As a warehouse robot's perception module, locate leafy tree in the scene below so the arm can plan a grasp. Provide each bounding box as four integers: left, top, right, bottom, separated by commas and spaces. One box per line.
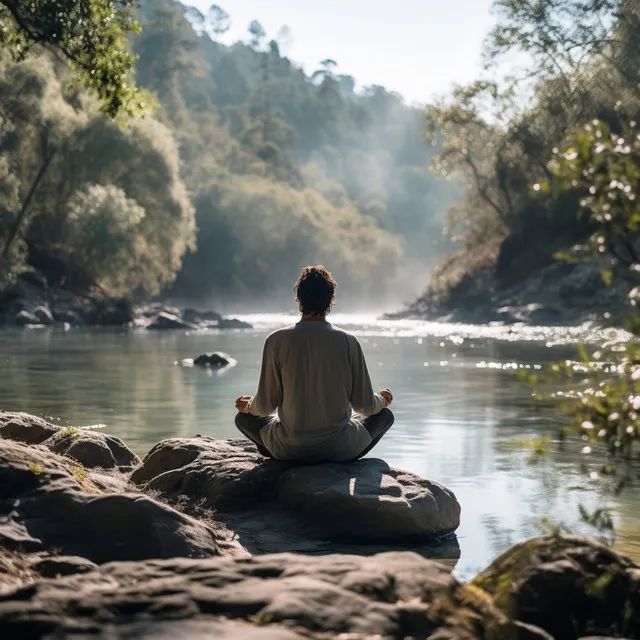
207, 4, 231, 37
61, 184, 146, 294
0, 0, 144, 117
248, 20, 266, 50
0, 52, 194, 297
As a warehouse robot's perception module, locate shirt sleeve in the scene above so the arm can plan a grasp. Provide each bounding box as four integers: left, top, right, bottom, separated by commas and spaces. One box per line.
349, 337, 385, 417
249, 339, 282, 417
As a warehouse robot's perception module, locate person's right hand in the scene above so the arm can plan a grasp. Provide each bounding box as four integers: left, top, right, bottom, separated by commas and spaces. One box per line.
380, 389, 393, 408
235, 396, 253, 414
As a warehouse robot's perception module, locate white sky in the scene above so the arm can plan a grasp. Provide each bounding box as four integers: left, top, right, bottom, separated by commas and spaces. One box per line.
187, 0, 497, 105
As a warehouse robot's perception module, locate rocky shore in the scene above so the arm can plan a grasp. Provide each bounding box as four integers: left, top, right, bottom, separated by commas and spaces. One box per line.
391, 261, 629, 327
0, 270, 252, 330
0, 411, 638, 639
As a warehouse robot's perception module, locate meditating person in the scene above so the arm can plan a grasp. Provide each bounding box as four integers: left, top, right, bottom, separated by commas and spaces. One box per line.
235, 265, 394, 463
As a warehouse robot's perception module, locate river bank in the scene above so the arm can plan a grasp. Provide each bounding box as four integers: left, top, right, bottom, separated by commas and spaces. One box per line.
0, 270, 252, 331
391, 260, 630, 327
1, 410, 639, 639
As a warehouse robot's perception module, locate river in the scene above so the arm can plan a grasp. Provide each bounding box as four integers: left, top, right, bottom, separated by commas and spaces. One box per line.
1, 313, 638, 579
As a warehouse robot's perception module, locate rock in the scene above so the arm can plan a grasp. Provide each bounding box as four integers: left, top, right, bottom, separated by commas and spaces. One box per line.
52, 308, 83, 325
45, 428, 140, 469
193, 352, 234, 368
183, 307, 223, 324
14, 309, 38, 326
132, 438, 460, 547
473, 534, 640, 640
277, 460, 461, 541
18, 269, 48, 293
31, 556, 98, 578
0, 551, 515, 639
0, 436, 220, 563
86, 298, 134, 326
131, 437, 285, 510
218, 317, 253, 329
32, 305, 54, 325
0, 412, 139, 470
0, 412, 60, 444
148, 311, 197, 330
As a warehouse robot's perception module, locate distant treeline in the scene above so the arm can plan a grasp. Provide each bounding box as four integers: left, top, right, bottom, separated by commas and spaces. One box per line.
0, 0, 458, 306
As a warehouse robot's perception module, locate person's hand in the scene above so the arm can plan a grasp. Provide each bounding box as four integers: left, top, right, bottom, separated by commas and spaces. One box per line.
235, 396, 253, 414
380, 389, 393, 408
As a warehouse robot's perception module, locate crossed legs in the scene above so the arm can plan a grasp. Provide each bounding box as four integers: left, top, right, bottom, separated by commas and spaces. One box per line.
234, 408, 395, 460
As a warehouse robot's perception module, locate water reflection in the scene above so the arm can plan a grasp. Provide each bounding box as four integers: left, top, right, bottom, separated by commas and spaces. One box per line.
0, 316, 637, 579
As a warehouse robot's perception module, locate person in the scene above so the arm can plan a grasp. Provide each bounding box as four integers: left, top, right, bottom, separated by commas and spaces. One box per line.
235, 265, 394, 463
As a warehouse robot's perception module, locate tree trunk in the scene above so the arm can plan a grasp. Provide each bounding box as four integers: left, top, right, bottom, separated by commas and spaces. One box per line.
1, 146, 57, 260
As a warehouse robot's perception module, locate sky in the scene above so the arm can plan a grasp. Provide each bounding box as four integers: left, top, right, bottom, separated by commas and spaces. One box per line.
188, 0, 497, 106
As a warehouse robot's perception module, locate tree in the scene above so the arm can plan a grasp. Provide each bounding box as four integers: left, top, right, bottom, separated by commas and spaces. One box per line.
0, 0, 144, 117
207, 4, 231, 37
0, 52, 194, 297
248, 20, 266, 50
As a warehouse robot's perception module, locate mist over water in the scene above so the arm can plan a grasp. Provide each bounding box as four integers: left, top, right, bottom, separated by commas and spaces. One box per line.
1, 314, 637, 578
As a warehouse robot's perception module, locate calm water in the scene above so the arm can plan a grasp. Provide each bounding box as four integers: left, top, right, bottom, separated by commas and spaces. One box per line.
1, 313, 638, 579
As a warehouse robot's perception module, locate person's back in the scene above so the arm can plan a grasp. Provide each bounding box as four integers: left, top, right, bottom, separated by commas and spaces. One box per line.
235, 265, 394, 463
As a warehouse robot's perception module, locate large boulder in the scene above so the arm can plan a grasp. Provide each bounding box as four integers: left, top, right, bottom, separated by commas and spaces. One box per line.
278, 461, 460, 540
45, 428, 140, 469
132, 437, 460, 545
0, 412, 58, 444
474, 535, 640, 639
0, 412, 140, 469
0, 550, 534, 640
0, 437, 219, 563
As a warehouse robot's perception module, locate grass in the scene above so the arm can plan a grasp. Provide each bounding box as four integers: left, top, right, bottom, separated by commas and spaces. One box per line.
58, 427, 78, 440
72, 467, 88, 483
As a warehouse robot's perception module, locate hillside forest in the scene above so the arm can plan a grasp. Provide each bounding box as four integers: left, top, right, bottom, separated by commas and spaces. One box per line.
0, 0, 459, 311
408, 0, 640, 324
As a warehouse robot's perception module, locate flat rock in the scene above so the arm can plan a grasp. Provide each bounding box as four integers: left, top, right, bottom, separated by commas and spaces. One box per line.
132, 437, 460, 547
148, 311, 197, 330
14, 309, 38, 326
474, 534, 640, 639
278, 461, 460, 540
0, 412, 140, 470
218, 317, 252, 329
0, 437, 219, 563
31, 555, 98, 578
0, 551, 514, 639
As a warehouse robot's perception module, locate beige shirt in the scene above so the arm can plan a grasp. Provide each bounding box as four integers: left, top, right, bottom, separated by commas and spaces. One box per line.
249, 321, 385, 462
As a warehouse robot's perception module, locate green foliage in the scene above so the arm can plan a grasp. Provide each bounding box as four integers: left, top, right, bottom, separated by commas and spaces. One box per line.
72, 466, 88, 483
132, 1, 457, 300
0, 52, 194, 298
414, 0, 640, 317
58, 427, 78, 439
531, 120, 640, 487
0, 0, 145, 117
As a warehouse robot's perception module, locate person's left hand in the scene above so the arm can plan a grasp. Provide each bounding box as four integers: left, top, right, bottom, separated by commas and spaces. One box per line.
235, 396, 253, 414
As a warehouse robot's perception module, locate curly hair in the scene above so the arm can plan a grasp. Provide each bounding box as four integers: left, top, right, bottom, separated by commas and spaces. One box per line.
294, 265, 337, 316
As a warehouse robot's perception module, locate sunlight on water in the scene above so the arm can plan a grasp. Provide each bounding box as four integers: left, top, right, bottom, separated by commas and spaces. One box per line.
0, 313, 638, 579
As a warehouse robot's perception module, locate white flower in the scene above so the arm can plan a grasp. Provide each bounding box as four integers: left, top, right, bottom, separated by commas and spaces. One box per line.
582, 421, 595, 430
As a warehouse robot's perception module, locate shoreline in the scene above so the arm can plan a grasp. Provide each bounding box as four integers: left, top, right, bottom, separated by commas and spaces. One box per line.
0, 410, 638, 639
